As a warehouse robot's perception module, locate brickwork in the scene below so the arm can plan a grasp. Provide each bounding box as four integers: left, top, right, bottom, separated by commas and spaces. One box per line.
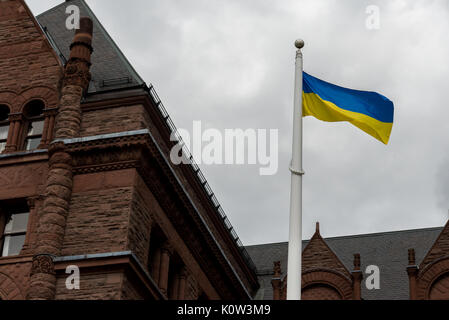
429, 273, 449, 300
0, 259, 32, 300
420, 221, 449, 270
273, 224, 359, 300
62, 185, 133, 256
302, 284, 342, 300
302, 227, 350, 278
55, 271, 123, 300
127, 180, 153, 268
131, 173, 221, 299
0, 0, 62, 94
0, 0, 261, 301
80, 105, 151, 137
409, 221, 449, 300
0, 0, 61, 154
121, 275, 144, 300
28, 16, 94, 300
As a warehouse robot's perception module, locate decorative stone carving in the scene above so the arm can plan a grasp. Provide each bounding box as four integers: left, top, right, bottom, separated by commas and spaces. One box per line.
62, 60, 92, 90
30, 255, 55, 276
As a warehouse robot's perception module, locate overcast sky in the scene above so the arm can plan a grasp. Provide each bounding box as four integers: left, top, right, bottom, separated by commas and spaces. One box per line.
26, 0, 449, 246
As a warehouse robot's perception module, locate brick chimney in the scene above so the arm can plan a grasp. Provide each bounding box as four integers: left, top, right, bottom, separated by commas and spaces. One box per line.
407, 248, 418, 300
351, 253, 363, 300
27, 17, 93, 300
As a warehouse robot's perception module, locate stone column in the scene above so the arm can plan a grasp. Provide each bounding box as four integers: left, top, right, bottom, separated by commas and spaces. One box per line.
20, 197, 38, 254
151, 248, 162, 286
27, 17, 93, 300
177, 267, 188, 300
38, 108, 58, 148
158, 242, 173, 296
170, 274, 180, 300
407, 249, 418, 300
351, 253, 363, 300
271, 261, 282, 300
4, 113, 23, 153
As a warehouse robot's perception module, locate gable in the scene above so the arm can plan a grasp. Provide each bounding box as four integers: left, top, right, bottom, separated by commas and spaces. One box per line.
0, 0, 62, 96
302, 224, 350, 278
420, 221, 449, 270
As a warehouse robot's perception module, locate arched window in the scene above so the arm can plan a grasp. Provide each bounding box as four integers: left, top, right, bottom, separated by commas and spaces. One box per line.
23, 100, 45, 151
0, 105, 10, 153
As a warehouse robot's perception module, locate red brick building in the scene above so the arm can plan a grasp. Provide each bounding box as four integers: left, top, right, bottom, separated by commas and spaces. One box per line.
246, 221, 449, 300
0, 0, 259, 300
1, 0, 448, 301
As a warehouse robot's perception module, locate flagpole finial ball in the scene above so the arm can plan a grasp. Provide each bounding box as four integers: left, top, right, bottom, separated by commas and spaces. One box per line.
295, 39, 304, 49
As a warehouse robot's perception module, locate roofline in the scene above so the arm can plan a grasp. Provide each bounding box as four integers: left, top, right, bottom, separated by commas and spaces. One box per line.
246, 225, 445, 249
37, 0, 145, 86
77, 0, 145, 85
35, 0, 67, 17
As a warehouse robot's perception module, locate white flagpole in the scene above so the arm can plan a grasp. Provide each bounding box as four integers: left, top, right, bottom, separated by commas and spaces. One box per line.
287, 39, 305, 300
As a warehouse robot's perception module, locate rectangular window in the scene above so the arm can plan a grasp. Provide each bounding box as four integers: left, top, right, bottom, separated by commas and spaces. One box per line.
25, 120, 44, 151
1, 209, 29, 257
0, 124, 8, 153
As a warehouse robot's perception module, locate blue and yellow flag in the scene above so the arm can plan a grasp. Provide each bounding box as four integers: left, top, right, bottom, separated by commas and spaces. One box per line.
303, 72, 394, 144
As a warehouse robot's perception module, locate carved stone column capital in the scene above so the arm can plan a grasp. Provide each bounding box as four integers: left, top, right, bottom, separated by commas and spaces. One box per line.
43, 108, 59, 117
8, 112, 23, 122
62, 60, 92, 90
30, 254, 55, 276
27, 196, 38, 209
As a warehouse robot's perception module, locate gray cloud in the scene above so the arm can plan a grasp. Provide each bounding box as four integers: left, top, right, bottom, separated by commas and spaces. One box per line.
27, 0, 449, 245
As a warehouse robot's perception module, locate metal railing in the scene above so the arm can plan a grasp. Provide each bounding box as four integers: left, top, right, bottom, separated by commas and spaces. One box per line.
148, 85, 257, 274
41, 26, 67, 64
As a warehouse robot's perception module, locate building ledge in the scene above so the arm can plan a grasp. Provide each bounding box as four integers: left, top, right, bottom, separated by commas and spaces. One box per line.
54, 251, 165, 300
0, 149, 48, 167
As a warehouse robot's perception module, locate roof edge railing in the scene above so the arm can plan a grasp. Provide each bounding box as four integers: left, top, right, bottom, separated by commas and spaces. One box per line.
147, 84, 257, 274
40, 25, 67, 64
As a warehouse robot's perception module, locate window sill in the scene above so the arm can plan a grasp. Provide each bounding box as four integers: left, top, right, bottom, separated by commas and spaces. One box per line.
0, 254, 33, 265
0, 149, 48, 167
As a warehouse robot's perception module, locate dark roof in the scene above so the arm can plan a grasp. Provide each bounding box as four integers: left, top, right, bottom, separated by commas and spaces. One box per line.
246, 227, 443, 300
36, 0, 145, 94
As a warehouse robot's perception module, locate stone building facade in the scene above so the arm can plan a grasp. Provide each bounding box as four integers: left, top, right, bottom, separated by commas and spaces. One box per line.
0, 0, 259, 300
1, 0, 448, 301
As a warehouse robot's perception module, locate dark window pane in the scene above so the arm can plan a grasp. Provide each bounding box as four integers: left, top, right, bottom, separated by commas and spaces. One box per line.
28, 120, 44, 136
0, 105, 9, 122
26, 137, 42, 150
1, 235, 26, 256
0, 125, 8, 140
4, 212, 29, 233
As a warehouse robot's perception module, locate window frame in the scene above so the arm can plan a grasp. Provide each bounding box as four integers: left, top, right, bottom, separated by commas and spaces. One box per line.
0, 120, 9, 153
0, 202, 30, 258
21, 99, 46, 152
0, 105, 10, 153
23, 116, 45, 151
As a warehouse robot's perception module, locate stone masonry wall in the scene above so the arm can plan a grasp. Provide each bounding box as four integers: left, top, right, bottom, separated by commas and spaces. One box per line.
61, 170, 136, 257
80, 105, 151, 137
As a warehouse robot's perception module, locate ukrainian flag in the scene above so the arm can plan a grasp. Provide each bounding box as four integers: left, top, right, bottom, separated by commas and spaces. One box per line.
303, 72, 394, 144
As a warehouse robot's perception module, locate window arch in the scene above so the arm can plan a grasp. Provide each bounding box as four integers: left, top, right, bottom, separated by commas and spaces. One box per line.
22, 100, 45, 151
0, 105, 10, 153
